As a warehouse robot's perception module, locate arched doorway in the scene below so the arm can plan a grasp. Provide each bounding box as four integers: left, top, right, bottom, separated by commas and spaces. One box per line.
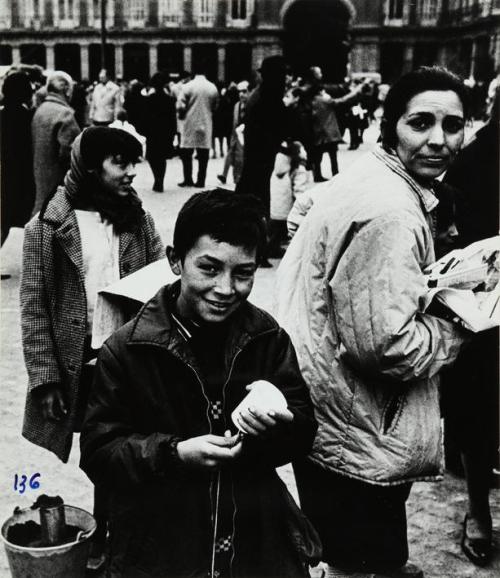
282, 0, 355, 83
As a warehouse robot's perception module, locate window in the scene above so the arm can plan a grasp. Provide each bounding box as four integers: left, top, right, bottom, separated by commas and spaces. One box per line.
57, 0, 77, 28
194, 0, 215, 26
129, 0, 146, 21
90, 0, 114, 29
388, 0, 404, 19
227, 0, 254, 26
159, 0, 181, 26
422, 0, 439, 20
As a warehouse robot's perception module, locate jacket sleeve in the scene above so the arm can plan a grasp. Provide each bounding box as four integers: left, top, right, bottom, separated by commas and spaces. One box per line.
56, 110, 80, 168
143, 211, 165, 263
237, 328, 317, 469
330, 216, 467, 382
20, 220, 61, 390
80, 341, 184, 488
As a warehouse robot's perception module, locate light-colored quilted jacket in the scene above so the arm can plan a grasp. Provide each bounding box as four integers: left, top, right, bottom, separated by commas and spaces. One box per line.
275, 146, 466, 486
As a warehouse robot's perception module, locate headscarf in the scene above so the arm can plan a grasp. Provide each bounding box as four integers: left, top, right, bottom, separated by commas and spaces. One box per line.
64, 128, 144, 233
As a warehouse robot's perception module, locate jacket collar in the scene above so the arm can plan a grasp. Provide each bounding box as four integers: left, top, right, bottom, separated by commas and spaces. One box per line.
373, 145, 439, 214
44, 93, 71, 108
127, 282, 277, 362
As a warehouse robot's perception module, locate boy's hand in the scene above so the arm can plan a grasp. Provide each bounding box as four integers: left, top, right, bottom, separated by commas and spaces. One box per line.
177, 433, 241, 469
234, 405, 294, 437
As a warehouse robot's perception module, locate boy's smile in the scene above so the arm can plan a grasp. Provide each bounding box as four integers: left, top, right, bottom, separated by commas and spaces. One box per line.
169, 235, 258, 324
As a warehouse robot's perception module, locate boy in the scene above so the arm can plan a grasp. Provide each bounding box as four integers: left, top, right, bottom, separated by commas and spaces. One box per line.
80, 190, 317, 578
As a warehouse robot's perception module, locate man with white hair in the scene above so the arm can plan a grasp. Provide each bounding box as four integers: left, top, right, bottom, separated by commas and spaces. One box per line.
31, 70, 80, 214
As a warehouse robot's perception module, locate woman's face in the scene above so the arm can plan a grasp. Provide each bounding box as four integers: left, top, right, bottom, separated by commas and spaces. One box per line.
97, 154, 137, 197
395, 90, 465, 182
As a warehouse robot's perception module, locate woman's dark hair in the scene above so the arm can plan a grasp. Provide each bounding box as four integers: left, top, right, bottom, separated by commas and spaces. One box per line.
173, 189, 267, 261
80, 126, 142, 169
381, 66, 470, 149
2, 71, 33, 106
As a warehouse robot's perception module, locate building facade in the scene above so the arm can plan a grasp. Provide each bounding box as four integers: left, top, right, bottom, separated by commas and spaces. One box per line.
0, 0, 499, 84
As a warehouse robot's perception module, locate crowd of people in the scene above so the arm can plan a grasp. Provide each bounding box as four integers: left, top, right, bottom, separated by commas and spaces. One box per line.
0, 55, 498, 578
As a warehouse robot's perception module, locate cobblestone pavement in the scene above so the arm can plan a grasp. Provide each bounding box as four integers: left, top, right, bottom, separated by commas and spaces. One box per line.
0, 123, 498, 577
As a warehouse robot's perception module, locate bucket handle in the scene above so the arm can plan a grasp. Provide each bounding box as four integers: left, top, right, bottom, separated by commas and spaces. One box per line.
76, 529, 93, 542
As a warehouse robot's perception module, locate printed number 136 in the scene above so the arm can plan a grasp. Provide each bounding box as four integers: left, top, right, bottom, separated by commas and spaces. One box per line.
14, 473, 41, 494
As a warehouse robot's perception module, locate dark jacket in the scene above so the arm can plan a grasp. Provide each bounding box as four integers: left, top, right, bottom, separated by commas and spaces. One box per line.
0, 103, 36, 233
80, 285, 317, 577
21, 188, 164, 462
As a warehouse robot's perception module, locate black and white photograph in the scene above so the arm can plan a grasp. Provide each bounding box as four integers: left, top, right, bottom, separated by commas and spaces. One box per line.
0, 1, 499, 577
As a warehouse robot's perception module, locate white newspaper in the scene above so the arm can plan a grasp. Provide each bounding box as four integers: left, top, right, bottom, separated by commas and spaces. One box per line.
423, 236, 500, 332
92, 258, 176, 349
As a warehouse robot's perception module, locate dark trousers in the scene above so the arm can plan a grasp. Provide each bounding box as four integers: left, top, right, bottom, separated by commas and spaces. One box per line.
310, 143, 338, 181
147, 155, 167, 190
180, 148, 209, 186
293, 458, 412, 572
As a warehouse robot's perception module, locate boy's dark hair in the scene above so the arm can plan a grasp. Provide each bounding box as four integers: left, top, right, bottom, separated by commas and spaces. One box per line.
173, 189, 267, 261
381, 66, 470, 149
80, 126, 142, 169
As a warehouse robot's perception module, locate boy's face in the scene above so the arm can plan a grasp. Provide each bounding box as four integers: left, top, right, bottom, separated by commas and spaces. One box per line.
169, 235, 257, 324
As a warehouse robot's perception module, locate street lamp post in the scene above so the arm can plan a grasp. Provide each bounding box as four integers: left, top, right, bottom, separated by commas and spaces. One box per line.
100, 0, 107, 71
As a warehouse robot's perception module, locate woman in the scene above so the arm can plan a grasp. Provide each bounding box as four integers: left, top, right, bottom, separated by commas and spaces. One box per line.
20, 126, 164, 569
275, 67, 471, 578
0, 71, 36, 260
143, 72, 176, 192
440, 91, 499, 567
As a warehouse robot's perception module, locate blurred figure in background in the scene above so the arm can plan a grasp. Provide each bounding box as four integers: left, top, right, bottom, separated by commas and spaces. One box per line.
89, 69, 121, 126
143, 72, 177, 192
31, 70, 80, 215
0, 71, 36, 279
123, 78, 146, 135
176, 63, 219, 188
217, 80, 250, 186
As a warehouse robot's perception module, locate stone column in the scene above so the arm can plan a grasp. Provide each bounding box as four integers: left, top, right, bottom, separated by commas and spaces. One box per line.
252, 44, 265, 70
469, 37, 479, 79
149, 43, 158, 76
81, 43, 90, 80
12, 45, 21, 65
183, 44, 192, 73
217, 44, 225, 82
46, 43, 55, 70
402, 43, 414, 74
436, 44, 448, 67
115, 43, 124, 79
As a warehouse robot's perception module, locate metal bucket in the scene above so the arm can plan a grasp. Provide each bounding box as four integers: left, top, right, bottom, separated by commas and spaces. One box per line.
1, 505, 96, 578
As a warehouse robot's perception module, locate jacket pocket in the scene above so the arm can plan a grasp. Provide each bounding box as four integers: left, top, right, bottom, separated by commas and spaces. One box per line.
381, 393, 405, 435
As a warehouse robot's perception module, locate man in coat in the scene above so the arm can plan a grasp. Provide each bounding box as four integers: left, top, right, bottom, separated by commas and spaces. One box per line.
176, 64, 219, 188
89, 68, 122, 126
31, 70, 81, 215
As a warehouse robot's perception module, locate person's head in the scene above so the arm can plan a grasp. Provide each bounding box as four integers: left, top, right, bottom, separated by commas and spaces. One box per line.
167, 189, 267, 324
259, 55, 288, 92
98, 69, 109, 84
79, 126, 142, 197
47, 71, 74, 101
116, 108, 128, 122
1, 71, 33, 107
381, 66, 469, 182
237, 80, 250, 103
150, 71, 167, 92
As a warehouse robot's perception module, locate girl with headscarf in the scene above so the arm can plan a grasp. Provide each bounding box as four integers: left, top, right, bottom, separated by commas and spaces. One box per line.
20, 126, 164, 570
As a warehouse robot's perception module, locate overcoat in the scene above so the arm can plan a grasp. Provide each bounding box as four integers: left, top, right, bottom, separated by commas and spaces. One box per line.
20, 188, 164, 462
31, 94, 81, 215
177, 75, 219, 149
